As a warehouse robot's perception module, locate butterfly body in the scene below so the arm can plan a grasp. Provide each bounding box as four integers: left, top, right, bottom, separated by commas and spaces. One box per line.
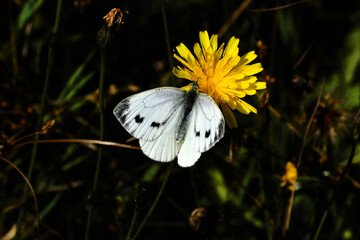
113, 83, 225, 167
175, 84, 199, 142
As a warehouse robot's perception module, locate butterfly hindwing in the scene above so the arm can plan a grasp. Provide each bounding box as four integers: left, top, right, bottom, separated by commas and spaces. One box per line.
192, 93, 225, 153
177, 117, 201, 167
177, 93, 225, 167
113, 87, 186, 141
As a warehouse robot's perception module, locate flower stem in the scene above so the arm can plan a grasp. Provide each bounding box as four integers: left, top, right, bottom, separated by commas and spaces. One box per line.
85, 50, 107, 240
131, 162, 174, 240
14, 0, 62, 238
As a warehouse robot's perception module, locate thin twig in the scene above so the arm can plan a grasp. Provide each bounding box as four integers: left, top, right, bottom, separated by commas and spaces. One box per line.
10, 132, 40, 146
247, 0, 308, 12
217, 0, 252, 39
296, 82, 324, 168
1, 156, 40, 235
13, 138, 140, 150
293, 39, 316, 71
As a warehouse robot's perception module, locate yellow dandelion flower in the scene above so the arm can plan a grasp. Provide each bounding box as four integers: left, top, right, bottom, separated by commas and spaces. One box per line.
173, 30, 266, 128
280, 162, 297, 191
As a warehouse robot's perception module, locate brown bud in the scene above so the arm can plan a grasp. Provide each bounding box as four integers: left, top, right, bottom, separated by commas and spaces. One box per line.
97, 8, 128, 52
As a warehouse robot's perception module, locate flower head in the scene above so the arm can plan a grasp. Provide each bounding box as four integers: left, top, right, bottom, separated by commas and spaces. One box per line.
280, 162, 297, 191
173, 31, 266, 128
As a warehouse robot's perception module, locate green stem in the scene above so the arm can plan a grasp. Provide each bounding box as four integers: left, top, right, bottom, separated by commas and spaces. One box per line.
313, 211, 328, 240
126, 205, 140, 240
132, 162, 174, 240
160, 0, 174, 85
14, 0, 62, 238
85, 50, 107, 240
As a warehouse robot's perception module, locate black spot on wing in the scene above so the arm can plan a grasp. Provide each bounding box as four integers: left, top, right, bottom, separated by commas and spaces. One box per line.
114, 99, 130, 124
194, 129, 211, 140
151, 118, 168, 128
120, 114, 127, 124
218, 119, 225, 136
214, 119, 225, 142
205, 130, 211, 138
151, 122, 160, 128
135, 115, 144, 123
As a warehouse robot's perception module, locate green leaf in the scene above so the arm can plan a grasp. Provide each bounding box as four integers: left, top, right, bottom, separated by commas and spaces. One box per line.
142, 164, 160, 182
244, 210, 264, 229
207, 168, 229, 203
344, 26, 360, 84
344, 85, 360, 108
57, 49, 97, 102
17, 0, 45, 30
39, 192, 63, 219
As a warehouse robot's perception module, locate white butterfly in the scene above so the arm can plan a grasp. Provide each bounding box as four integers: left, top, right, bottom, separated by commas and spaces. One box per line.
113, 82, 225, 167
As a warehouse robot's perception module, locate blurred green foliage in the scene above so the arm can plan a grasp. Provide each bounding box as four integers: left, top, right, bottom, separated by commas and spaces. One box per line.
1, 0, 360, 240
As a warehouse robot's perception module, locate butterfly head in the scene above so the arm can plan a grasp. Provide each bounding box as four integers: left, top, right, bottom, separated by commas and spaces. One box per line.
190, 81, 200, 92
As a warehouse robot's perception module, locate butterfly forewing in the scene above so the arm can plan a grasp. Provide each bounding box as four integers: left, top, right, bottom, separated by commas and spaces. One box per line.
113, 87, 186, 141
